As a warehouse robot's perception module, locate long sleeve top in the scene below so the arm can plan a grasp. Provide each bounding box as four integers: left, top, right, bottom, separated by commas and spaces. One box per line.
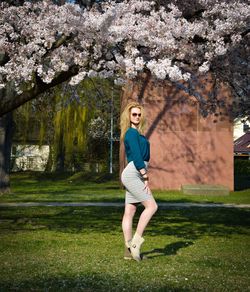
124, 127, 150, 170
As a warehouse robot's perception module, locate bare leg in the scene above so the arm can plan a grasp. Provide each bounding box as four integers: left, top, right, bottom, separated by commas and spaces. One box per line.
122, 203, 137, 244
135, 199, 158, 237
129, 199, 157, 261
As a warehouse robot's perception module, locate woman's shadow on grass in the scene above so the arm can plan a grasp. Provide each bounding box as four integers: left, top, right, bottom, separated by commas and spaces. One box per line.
142, 241, 194, 259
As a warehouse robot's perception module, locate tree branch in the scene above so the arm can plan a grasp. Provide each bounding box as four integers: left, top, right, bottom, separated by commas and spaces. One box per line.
0, 65, 79, 116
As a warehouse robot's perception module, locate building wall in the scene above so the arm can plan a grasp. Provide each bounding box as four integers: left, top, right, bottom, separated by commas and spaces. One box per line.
120, 73, 234, 190
234, 118, 250, 140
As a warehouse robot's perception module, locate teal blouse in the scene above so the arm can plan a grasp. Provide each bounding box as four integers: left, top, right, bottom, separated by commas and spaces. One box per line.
124, 127, 150, 170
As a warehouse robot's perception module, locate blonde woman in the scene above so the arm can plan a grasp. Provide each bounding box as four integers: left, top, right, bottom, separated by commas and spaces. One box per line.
120, 101, 158, 262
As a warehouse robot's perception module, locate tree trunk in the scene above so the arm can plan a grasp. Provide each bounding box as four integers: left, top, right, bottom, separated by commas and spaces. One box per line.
55, 132, 65, 172
45, 145, 54, 172
0, 112, 13, 194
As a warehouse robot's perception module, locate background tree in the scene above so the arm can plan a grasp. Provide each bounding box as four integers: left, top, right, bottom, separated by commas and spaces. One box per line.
12, 77, 121, 173
84, 78, 121, 172
0, 112, 13, 193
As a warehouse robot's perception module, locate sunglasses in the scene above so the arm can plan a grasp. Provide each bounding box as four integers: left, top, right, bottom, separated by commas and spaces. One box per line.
131, 113, 141, 117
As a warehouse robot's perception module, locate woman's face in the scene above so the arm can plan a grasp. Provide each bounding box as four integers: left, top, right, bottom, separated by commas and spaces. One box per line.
130, 107, 141, 126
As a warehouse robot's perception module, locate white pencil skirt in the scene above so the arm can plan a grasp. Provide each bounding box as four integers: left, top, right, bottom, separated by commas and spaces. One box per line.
121, 161, 153, 204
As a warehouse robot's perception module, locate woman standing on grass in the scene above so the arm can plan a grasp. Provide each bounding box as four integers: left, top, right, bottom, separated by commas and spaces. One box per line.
120, 101, 158, 262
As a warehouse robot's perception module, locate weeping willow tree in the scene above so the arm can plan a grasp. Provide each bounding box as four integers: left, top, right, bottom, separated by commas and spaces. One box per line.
12, 81, 90, 172
52, 85, 89, 171
13, 77, 121, 172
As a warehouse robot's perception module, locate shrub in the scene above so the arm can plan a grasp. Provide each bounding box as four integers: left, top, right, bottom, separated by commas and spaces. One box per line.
234, 159, 250, 175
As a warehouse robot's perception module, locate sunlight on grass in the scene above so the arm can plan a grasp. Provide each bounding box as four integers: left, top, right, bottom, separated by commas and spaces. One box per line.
0, 172, 249, 290
0, 206, 249, 291
0, 172, 249, 205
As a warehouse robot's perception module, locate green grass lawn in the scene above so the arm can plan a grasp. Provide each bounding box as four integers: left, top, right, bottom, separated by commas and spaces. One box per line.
0, 171, 249, 205
0, 206, 249, 291
0, 172, 249, 291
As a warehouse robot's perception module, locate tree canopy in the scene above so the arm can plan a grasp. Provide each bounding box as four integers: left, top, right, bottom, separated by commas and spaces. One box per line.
0, 0, 249, 117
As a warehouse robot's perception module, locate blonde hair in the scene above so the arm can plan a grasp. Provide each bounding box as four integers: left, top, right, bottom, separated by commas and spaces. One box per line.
120, 102, 146, 141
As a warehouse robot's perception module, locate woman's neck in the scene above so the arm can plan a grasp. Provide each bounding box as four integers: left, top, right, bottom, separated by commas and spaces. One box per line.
131, 123, 138, 129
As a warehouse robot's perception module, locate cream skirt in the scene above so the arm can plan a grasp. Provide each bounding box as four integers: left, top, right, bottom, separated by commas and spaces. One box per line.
121, 161, 153, 204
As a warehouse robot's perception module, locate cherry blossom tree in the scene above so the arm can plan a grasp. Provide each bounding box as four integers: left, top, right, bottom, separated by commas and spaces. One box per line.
0, 0, 249, 117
